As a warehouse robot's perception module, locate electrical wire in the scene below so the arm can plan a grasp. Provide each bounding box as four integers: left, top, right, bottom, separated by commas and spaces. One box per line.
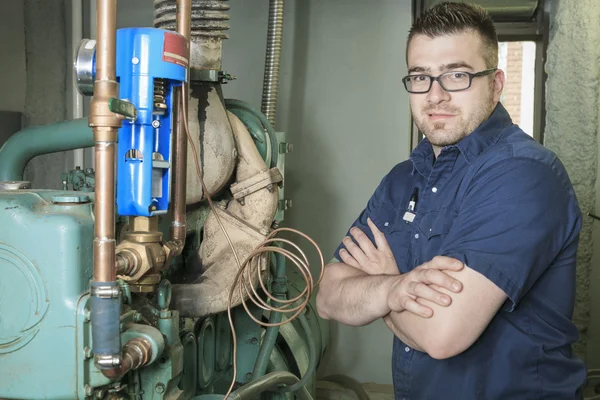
179, 86, 324, 399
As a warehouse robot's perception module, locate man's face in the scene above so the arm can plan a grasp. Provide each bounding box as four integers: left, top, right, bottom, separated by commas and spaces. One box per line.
406, 31, 504, 153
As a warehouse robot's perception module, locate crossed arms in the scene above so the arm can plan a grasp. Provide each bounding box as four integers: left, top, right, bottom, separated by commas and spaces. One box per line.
315, 218, 507, 360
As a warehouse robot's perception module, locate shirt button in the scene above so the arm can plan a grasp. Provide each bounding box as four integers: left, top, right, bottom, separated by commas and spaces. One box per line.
384, 222, 389, 227
432, 187, 438, 193
405, 346, 410, 352
414, 233, 419, 239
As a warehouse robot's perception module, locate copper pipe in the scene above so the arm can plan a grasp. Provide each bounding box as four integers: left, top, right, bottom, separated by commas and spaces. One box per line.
90, 0, 121, 283
89, 0, 122, 371
169, 0, 191, 244
177, 0, 192, 41
94, 140, 117, 282
95, 0, 117, 83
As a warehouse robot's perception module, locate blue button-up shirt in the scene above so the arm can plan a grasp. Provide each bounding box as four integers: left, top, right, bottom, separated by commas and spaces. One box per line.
335, 104, 586, 399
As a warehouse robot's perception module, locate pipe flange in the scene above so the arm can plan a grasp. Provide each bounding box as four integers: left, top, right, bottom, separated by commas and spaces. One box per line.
91, 285, 121, 299
75, 39, 97, 96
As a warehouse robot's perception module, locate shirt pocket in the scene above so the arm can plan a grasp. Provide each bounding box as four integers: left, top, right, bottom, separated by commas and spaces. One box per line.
369, 202, 413, 273
419, 208, 454, 245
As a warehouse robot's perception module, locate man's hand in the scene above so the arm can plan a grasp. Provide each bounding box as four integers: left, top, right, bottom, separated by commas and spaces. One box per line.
339, 217, 399, 275
387, 256, 464, 317
338, 220, 465, 318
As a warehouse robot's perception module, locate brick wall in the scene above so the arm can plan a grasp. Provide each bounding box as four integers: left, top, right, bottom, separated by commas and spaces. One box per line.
502, 42, 523, 126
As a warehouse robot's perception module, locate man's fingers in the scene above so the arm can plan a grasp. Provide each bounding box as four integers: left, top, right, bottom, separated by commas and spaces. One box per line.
349, 227, 378, 258
419, 268, 463, 293
428, 256, 464, 272
339, 248, 361, 269
367, 218, 392, 252
407, 280, 452, 307
388, 291, 433, 317
342, 236, 369, 265
403, 299, 434, 318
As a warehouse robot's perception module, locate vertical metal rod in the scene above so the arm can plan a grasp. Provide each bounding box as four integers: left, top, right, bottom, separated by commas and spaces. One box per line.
89, 0, 122, 370
70, 0, 85, 168
170, 0, 192, 244
90, 0, 120, 283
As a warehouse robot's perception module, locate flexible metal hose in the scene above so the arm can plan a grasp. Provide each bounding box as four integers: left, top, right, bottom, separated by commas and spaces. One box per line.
261, 0, 284, 129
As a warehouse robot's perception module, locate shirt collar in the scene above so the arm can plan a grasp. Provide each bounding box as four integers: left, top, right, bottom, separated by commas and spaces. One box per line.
410, 103, 513, 176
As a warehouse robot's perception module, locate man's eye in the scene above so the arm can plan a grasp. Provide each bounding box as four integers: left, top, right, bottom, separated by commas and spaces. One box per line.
450, 72, 468, 80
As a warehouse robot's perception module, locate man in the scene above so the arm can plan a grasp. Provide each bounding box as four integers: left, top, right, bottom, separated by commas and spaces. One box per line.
316, 2, 587, 399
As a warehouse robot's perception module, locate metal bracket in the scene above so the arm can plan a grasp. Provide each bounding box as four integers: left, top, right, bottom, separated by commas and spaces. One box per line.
190, 69, 237, 84
94, 353, 122, 368
91, 285, 121, 299
230, 168, 283, 202
279, 142, 293, 154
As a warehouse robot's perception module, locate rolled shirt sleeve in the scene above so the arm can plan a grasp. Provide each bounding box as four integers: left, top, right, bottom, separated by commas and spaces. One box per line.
439, 156, 581, 311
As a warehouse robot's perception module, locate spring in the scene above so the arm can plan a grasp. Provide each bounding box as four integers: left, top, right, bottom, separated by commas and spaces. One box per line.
153, 78, 167, 114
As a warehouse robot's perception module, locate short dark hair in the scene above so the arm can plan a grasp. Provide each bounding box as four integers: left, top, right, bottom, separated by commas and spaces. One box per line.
407, 2, 498, 68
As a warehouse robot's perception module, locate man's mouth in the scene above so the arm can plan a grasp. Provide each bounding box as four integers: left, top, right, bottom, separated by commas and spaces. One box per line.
428, 113, 456, 121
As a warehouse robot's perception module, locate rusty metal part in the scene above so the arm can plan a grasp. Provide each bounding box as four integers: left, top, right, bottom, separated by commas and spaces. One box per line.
101, 337, 153, 379
90, 0, 121, 284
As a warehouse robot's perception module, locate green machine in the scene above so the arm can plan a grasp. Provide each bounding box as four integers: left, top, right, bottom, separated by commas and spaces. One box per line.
0, 1, 329, 399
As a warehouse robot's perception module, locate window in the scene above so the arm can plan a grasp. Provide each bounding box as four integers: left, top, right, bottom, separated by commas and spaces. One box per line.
498, 41, 537, 137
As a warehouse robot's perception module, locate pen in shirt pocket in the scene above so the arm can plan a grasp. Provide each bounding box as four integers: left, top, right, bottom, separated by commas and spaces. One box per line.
403, 187, 418, 223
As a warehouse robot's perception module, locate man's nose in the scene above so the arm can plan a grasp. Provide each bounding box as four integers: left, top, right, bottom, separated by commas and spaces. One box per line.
426, 80, 450, 104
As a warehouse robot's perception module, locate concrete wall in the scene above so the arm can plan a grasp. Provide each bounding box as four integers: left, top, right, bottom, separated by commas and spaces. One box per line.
551, 0, 600, 368
116, 0, 412, 384
545, 0, 598, 363
22, 0, 69, 189
0, 0, 26, 113
280, 1, 411, 383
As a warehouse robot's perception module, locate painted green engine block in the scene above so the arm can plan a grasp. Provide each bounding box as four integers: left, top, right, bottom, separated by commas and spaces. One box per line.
0, 189, 326, 399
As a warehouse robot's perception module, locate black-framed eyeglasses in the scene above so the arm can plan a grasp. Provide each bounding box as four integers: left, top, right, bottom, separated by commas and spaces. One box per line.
402, 68, 497, 94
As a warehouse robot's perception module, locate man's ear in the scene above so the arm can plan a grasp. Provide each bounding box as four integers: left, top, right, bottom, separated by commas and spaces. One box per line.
492, 69, 505, 104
